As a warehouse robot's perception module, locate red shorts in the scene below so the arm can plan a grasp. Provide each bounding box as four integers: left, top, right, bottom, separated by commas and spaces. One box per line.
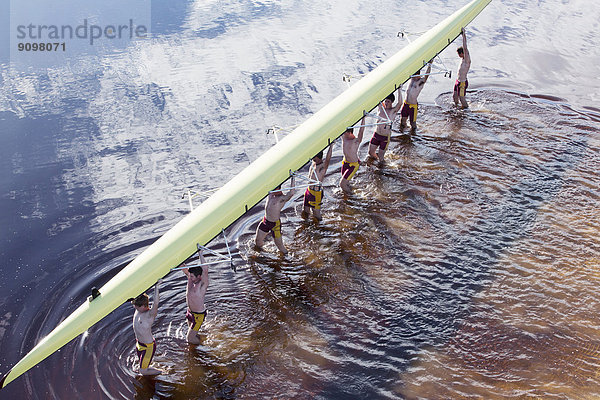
369, 132, 389, 151
258, 217, 281, 238
186, 308, 207, 332
341, 159, 359, 180
303, 187, 323, 210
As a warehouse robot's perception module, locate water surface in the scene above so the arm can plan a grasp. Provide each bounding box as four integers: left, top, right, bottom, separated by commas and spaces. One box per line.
1, 0, 599, 398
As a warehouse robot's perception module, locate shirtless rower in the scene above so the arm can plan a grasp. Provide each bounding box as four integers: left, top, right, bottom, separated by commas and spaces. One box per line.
182, 250, 209, 345
340, 116, 365, 193
368, 87, 403, 161
453, 28, 471, 108
255, 176, 296, 255
131, 280, 163, 376
302, 145, 333, 220
400, 62, 432, 131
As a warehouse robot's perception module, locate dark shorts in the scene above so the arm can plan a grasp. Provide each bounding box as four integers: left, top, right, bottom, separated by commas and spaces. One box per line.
369, 132, 389, 151
136, 339, 156, 369
258, 217, 282, 238
303, 187, 323, 210
186, 308, 207, 332
454, 79, 468, 97
400, 102, 418, 123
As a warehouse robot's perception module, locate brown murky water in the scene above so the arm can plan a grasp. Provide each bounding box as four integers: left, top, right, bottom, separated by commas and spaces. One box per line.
64, 89, 597, 400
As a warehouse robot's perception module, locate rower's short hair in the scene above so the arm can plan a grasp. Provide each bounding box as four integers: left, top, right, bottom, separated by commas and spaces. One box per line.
385, 93, 395, 102
189, 266, 203, 277
132, 293, 149, 307
314, 151, 323, 160
457, 46, 464, 55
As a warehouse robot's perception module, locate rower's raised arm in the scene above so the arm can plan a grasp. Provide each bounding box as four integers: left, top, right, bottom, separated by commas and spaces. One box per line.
201, 257, 209, 288
323, 144, 333, 170
357, 116, 366, 142
149, 280, 161, 317
462, 28, 470, 61
422, 62, 432, 83
392, 87, 403, 113
284, 176, 296, 200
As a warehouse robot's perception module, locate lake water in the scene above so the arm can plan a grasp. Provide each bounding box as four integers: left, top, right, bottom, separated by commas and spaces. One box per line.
1, 0, 599, 399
